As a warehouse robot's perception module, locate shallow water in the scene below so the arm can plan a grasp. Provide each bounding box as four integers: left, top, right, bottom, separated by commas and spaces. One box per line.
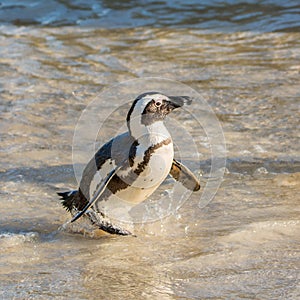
1, 1, 300, 299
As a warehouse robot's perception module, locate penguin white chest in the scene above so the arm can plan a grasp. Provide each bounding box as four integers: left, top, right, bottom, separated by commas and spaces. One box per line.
112, 141, 174, 205
133, 142, 174, 188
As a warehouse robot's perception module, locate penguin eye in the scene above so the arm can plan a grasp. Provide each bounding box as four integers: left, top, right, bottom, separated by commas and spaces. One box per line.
154, 101, 161, 107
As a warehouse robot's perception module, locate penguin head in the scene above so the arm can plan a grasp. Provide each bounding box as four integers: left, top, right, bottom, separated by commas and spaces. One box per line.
126, 92, 192, 130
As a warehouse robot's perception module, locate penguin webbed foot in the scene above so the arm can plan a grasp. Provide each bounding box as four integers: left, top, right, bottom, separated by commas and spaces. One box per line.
86, 211, 133, 236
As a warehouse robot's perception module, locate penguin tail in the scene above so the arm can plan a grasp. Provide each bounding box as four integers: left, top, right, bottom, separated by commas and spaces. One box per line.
57, 190, 78, 212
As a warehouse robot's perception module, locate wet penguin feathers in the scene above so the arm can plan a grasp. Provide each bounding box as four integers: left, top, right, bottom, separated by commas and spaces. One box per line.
58, 92, 199, 235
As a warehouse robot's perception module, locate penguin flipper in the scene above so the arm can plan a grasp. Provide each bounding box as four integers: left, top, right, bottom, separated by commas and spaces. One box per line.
70, 163, 124, 223
169, 159, 200, 191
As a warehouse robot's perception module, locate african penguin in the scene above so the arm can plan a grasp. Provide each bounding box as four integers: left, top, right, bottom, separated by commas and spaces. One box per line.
58, 92, 200, 235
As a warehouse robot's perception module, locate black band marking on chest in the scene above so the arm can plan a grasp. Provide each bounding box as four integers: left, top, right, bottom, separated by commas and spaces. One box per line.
129, 140, 139, 167
134, 138, 172, 175
106, 138, 172, 194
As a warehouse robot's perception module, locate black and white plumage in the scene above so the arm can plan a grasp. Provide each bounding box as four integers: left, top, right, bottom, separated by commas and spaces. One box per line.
58, 92, 200, 235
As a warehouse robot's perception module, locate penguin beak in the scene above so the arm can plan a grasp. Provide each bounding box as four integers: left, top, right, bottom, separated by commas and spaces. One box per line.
168, 96, 192, 110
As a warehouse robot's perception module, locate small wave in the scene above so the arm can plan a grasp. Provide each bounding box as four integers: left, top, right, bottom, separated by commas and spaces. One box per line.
0, 231, 39, 247
0, 1, 299, 32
